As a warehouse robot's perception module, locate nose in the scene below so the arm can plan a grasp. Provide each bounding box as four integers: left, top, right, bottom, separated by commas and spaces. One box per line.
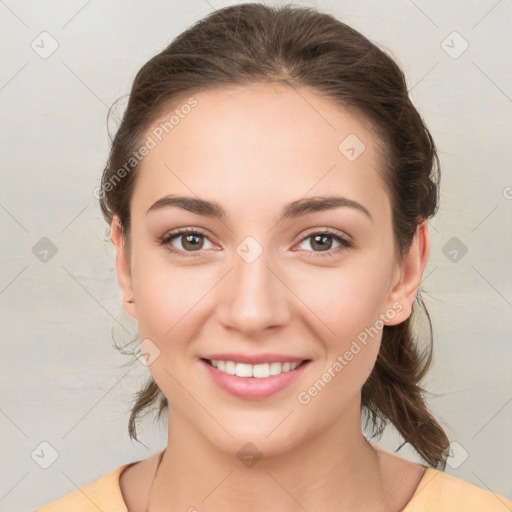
216, 247, 291, 336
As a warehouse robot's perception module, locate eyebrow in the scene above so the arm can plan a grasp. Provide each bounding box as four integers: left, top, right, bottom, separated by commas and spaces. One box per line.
146, 194, 373, 223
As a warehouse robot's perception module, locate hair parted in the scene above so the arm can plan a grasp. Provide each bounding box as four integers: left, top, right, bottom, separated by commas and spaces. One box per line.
99, 2, 449, 469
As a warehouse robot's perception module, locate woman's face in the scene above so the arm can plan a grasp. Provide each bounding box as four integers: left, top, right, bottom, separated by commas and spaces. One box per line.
113, 83, 426, 457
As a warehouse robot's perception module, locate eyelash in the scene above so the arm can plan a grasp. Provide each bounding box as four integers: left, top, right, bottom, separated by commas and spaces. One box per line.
159, 227, 352, 259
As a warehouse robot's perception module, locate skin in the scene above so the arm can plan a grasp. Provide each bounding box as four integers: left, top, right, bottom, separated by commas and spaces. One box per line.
112, 83, 430, 512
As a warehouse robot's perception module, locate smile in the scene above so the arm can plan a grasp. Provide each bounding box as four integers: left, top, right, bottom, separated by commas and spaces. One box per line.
205, 359, 304, 378
201, 358, 311, 400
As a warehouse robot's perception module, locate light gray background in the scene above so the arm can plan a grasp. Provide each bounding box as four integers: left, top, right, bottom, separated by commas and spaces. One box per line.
1, 0, 511, 510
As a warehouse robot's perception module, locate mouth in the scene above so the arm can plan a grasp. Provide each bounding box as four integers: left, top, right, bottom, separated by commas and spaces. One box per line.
200, 357, 312, 400
201, 358, 311, 378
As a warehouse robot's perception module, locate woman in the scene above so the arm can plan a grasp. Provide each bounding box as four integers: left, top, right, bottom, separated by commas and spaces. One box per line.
36, 3, 512, 511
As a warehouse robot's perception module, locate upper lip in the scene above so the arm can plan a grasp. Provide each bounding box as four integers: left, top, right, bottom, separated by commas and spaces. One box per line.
201, 353, 310, 365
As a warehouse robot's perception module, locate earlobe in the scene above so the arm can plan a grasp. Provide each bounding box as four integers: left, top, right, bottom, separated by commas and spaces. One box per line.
384, 220, 430, 325
111, 216, 138, 320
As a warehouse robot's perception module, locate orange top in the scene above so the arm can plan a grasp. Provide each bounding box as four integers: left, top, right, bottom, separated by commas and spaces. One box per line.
34, 461, 512, 511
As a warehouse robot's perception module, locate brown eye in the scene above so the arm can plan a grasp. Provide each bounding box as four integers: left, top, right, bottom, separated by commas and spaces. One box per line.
180, 233, 204, 251
310, 234, 334, 251
160, 228, 214, 256
297, 230, 352, 257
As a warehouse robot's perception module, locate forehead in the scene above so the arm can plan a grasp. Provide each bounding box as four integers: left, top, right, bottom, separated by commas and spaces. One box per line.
132, 83, 390, 221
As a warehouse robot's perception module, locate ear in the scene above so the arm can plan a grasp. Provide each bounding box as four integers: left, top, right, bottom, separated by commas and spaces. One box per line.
111, 216, 137, 320
384, 219, 430, 325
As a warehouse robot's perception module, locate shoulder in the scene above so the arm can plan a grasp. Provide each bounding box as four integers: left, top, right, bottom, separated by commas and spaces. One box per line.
33, 463, 132, 512
405, 468, 512, 512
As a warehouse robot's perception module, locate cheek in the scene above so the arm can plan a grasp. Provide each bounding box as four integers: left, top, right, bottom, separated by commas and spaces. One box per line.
130, 243, 225, 361
295, 259, 392, 340
295, 276, 386, 412
129, 260, 213, 400
291, 257, 392, 387
132, 261, 206, 339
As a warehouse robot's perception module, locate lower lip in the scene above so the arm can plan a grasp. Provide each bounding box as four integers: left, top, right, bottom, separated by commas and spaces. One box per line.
201, 359, 311, 400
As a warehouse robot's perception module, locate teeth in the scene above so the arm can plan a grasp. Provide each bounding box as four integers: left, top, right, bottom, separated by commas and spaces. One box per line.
209, 360, 301, 378
224, 361, 236, 375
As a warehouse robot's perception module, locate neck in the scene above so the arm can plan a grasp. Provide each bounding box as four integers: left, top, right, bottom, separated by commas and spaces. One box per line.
146, 400, 395, 512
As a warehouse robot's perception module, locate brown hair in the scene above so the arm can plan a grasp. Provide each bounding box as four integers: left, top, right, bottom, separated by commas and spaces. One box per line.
99, 3, 450, 469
